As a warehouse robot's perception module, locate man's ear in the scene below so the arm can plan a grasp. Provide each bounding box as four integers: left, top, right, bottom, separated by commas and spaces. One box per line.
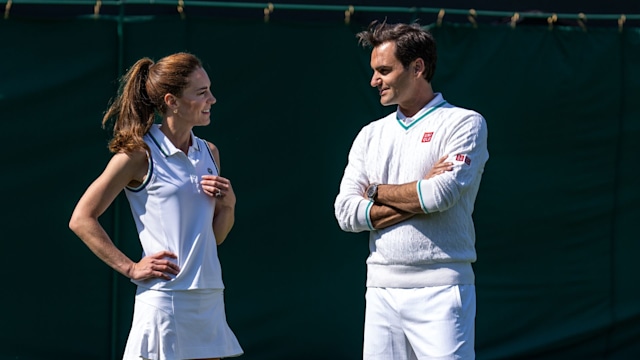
413, 58, 425, 76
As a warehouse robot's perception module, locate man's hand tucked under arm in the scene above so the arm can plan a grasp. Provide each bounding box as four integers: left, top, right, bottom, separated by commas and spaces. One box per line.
375, 155, 453, 214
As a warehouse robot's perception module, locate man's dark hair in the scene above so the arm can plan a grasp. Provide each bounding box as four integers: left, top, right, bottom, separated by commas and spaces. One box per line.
356, 20, 437, 82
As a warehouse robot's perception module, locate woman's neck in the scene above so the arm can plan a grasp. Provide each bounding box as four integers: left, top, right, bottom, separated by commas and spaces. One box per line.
160, 122, 192, 153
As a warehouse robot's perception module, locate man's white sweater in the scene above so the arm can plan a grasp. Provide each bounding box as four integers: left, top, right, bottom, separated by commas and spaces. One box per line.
334, 93, 489, 288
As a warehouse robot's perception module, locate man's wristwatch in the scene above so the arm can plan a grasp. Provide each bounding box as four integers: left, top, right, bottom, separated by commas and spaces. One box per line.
366, 183, 379, 201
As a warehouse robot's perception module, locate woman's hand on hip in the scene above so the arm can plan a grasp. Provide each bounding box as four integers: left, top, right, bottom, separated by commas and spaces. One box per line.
128, 250, 180, 281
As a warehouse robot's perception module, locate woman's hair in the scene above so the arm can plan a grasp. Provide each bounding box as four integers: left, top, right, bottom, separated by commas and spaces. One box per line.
356, 20, 437, 82
102, 52, 203, 153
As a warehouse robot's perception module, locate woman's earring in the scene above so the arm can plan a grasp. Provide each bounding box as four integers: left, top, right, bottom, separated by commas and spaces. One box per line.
173, 109, 178, 114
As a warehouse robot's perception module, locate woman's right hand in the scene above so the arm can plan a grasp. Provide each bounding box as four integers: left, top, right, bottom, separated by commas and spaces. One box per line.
128, 251, 180, 281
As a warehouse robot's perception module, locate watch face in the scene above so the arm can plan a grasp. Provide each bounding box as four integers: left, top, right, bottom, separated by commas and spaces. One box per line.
367, 184, 377, 199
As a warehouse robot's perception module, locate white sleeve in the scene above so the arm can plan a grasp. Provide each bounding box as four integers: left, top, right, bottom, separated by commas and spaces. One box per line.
334, 128, 375, 232
417, 113, 489, 213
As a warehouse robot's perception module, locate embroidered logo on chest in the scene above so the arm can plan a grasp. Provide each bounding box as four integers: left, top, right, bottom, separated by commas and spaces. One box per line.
421, 132, 434, 143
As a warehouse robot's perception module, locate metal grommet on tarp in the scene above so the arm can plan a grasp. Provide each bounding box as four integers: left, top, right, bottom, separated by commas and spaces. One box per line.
264, 2, 274, 22
177, 0, 185, 19
344, 5, 354, 24
510, 12, 520, 28
4, 0, 12, 20
437, 8, 445, 27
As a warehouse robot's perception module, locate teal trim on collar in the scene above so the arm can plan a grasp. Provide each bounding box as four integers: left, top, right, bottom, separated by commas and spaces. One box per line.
149, 133, 169, 157
396, 101, 447, 130
147, 125, 198, 157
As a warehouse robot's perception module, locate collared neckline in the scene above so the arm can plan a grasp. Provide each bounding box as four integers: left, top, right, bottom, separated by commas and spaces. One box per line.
396, 93, 447, 130
148, 124, 199, 157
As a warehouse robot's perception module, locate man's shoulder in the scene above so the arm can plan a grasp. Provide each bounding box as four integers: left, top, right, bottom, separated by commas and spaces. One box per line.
365, 111, 397, 128
352, 112, 397, 143
439, 102, 486, 126
442, 101, 482, 116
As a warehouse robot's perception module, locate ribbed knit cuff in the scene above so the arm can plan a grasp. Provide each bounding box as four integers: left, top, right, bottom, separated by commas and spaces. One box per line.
416, 180, 431, 213
358, 199, 375, 231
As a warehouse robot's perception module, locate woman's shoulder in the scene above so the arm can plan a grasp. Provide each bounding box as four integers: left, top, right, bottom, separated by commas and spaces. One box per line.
108, 148, 149, 182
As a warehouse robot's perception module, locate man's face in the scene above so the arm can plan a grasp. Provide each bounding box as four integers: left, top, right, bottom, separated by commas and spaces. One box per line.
369, 41, 414, 107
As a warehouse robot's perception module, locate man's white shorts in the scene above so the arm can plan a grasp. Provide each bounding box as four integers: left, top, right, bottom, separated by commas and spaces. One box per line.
363, 285, 475, 360
122, 287, 243, 360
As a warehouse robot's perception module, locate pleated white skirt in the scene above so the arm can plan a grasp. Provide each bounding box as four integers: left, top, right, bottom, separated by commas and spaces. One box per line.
123, 287, 243, 360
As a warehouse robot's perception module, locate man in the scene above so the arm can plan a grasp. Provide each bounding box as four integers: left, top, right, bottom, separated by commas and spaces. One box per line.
334, 21, 489, 360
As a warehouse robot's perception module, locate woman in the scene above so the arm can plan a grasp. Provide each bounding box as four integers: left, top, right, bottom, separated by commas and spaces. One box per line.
69, 52, 243, 360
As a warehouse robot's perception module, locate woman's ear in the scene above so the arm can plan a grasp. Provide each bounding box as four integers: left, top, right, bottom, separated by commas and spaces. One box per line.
164, 93, 178, 111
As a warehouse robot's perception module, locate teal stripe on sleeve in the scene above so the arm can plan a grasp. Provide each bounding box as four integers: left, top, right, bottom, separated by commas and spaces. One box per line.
417, 180, 429, 213
365, 200, 375, 230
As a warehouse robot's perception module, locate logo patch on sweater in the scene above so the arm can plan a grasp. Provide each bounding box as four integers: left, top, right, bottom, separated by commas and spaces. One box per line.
421, 132, 434, 143
456, 154, 472, 165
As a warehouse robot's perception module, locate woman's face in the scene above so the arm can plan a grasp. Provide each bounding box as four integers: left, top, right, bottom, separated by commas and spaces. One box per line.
174, 67, 217, 126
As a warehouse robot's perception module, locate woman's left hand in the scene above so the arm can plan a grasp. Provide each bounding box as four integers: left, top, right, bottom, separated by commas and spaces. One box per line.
201, 175, 235, 205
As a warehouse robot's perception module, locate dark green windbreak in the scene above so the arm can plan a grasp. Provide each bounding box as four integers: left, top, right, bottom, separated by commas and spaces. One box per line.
1, 15, 638, 360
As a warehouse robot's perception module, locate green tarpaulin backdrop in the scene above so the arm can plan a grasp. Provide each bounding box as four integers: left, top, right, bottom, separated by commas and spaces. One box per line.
2, 14, 639, 360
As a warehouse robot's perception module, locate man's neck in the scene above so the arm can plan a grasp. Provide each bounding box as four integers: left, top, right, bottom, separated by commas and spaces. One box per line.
399, 89, 435, 118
